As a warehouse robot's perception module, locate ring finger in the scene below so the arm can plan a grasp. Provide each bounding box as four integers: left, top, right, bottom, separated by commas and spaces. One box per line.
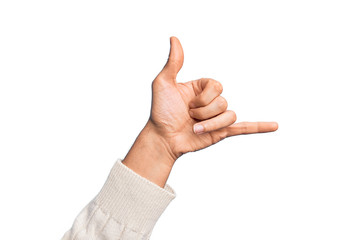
193, 110, 237, 134
189, 96, 228, 120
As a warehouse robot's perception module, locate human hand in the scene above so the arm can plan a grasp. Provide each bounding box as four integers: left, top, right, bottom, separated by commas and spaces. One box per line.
123, 37, 278, 187
148, 37, 278, 161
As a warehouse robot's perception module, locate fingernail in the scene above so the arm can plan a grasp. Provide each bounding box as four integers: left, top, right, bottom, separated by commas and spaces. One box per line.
194, 124, 204, 134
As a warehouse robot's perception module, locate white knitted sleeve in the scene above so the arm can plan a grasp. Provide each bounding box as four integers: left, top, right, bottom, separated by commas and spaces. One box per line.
61, 159, 176, 240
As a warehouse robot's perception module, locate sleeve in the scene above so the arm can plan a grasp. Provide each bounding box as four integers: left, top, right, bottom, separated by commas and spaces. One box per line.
61, 159, 176, 240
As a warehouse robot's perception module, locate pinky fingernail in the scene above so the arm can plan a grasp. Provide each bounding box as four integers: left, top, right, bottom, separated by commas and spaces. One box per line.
194, 124, 204, 134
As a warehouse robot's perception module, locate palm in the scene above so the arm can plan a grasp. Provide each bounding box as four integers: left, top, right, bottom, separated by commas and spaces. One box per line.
150, 80, 223, 157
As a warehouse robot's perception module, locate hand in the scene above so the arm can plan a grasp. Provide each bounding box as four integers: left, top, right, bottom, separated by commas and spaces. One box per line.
123, 37, 278, 187
149, 37, 278, 160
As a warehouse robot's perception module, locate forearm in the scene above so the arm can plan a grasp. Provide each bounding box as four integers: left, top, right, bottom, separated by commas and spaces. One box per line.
122, 120, 177, 188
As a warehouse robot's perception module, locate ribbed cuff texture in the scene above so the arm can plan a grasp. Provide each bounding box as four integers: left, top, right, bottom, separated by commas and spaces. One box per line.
94, 159, 176, 235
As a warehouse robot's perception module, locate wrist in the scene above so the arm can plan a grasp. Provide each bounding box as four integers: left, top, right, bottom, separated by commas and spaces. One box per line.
122, 120, 177, 188
144, 120, 178, 165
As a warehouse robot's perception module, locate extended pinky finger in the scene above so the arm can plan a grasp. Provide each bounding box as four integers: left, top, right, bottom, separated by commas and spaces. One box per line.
226, 121, 278, 137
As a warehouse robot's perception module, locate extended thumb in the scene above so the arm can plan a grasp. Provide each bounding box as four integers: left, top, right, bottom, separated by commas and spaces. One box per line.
159, 36, 184, 81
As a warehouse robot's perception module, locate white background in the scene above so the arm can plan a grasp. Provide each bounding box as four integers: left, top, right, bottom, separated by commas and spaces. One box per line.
0, 0, 359, 239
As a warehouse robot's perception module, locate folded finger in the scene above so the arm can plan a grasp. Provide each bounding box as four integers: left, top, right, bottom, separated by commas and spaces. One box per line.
189, 78, 223, 109
189, 96, 228, 120
193, 110, 236, 134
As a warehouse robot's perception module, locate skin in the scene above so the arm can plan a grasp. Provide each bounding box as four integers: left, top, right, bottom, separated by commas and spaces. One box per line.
122, 37, 278, 188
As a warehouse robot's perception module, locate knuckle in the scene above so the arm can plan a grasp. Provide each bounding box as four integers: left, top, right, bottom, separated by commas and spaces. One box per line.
168, 58, 180, 66
214, 81, 223, 93
228, 110, 237, 123
208, 78, 223, 93
218, 97, 228, 110
240, 122, 249, 133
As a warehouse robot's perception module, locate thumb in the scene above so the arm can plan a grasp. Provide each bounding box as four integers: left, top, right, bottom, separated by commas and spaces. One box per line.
158, 36, 184, 82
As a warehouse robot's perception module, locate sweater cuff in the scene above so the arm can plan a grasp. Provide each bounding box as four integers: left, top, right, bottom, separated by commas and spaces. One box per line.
94, 158, 176, 234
